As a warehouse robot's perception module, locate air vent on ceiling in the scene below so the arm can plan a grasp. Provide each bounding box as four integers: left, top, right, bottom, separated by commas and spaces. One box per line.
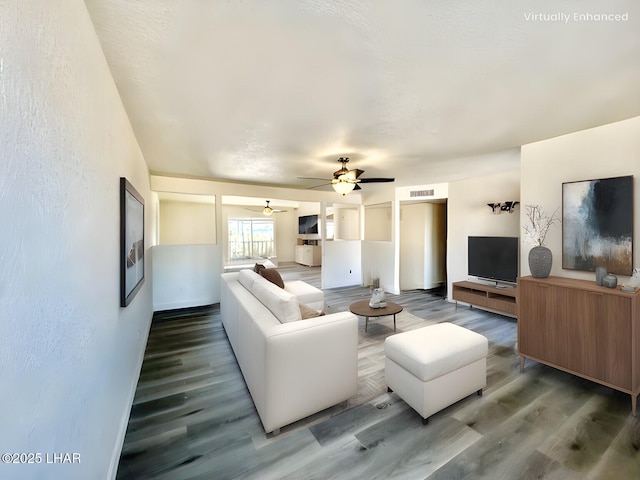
410, 189, 434, 198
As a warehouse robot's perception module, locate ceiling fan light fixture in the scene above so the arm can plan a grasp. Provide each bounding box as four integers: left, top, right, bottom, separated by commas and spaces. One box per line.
332, 177, 356, 196
263, 200, 274, 216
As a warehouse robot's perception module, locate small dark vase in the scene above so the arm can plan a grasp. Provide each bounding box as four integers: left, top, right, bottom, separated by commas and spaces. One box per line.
529, 246, 552, 278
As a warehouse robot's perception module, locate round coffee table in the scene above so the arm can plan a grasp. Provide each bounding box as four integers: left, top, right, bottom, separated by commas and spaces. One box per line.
349, 300, 403, 332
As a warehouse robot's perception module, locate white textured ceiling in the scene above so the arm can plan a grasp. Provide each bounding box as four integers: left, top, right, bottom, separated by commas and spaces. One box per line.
85, 0, 640, 191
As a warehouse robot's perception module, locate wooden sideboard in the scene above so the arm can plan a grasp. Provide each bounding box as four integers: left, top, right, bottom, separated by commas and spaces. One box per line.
518, 275, 640, 415
452, 280, 518, 317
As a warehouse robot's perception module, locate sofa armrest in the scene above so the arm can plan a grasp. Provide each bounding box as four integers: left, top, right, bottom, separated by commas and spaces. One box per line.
283, 280, 324, 311
261, 312, 358, 432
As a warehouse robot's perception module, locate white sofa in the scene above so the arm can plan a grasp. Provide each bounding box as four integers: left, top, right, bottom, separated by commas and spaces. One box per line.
220, 269, 358, 434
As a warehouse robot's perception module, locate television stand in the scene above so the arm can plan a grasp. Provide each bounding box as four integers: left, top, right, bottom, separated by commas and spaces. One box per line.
452, 281, 518, 317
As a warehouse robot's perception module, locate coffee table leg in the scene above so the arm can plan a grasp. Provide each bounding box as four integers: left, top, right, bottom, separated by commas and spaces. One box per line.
365, 316, 368, 332
393, 314, 396, 332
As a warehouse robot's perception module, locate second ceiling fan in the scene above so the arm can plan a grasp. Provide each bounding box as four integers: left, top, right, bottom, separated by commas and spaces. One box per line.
300, 157, 395, 195
244, 200, 287, 216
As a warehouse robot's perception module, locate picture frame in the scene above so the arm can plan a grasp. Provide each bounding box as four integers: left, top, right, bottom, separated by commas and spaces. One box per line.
120, 177, 145, 306
562, 175, 633, 275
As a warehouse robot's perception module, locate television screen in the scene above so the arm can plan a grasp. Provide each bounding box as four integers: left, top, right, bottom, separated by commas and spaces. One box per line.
468, 236, 519, 284
298, 214, 319, 234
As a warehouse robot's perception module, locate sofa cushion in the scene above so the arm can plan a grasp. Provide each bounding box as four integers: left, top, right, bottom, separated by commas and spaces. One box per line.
251, 277, 302, 323
254, 262, 266, 274
238, 269, 262, 291
260, 268, 285, 289
299, 303, 325, 319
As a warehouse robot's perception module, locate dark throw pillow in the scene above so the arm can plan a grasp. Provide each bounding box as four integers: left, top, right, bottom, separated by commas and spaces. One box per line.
260, 268, 285, 289
253, 263, 266, 274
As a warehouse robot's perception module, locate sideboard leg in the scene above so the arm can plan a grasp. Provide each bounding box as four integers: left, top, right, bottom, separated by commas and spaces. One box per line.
632, 395, 637, 416
519, 356, 525, 373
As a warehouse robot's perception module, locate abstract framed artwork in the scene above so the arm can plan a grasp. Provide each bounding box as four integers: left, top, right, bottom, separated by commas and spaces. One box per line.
120, 177, 145, 307
562, 175, 633, 275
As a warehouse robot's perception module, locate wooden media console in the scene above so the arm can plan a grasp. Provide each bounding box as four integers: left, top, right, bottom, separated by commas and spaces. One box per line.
452, 280, 518, 317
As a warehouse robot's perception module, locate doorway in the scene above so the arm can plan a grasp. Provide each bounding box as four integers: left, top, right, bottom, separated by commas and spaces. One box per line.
399, 200, 447, 294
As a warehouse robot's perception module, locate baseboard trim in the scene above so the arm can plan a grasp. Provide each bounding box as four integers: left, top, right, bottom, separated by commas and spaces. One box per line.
107, 311, 153, 480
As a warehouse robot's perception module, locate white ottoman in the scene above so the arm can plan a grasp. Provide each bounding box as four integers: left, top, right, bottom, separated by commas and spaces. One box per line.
385, 322, 488, 423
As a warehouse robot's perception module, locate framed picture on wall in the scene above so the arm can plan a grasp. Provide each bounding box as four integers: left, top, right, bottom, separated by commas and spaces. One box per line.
562, 175, 633, 275
120, 177, 145, 307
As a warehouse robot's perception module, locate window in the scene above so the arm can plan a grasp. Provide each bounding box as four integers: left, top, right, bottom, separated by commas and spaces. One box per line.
228, 218, 275, 261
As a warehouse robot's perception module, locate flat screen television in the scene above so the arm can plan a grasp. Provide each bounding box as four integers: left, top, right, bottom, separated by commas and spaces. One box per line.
298, 214, 319, 234
468, 236, 519, 284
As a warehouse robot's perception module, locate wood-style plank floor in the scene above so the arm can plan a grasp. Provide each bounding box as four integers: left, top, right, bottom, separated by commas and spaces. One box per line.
117, 264, 640, 479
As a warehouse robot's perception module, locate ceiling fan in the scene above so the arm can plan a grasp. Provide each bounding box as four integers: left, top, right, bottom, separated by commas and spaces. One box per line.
299, 157, 395, 195
244, 200, 287, 216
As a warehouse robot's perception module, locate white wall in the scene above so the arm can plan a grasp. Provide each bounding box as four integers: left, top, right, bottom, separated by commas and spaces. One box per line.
521, 116, 640, 282
362, 203, 394, 290
364, 203, 392, 241
447, 169, 521, 300
153, 245, 222, 310
159, 200, 216, 245
362, 241, 395, 291
334, 205, 361, 240
0, 2, 154, 479
322, 240, 363, 288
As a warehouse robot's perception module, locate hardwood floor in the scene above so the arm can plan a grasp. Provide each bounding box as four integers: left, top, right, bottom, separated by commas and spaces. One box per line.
117, 264, 640, 479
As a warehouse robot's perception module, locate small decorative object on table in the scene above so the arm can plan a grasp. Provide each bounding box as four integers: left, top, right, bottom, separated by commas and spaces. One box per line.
623, 269, 640, 292
522, 205, 561, 278
602, 274, 618, 289
369, 288, 387, 309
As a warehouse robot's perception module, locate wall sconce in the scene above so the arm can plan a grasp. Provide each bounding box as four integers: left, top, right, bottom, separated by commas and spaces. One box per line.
487, 201, 519, 214
487, 203, 502, 214
501, 201, 519, 213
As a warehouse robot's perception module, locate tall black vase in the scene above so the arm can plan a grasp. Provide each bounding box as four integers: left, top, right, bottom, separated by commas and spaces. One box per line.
528, 246, 552, 278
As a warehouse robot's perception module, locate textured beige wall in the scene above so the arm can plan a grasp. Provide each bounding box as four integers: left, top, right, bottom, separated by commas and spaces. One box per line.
447, 168, 522, 300
521, 116, 640, 280
159, 200, 216, 245
0, 2, 153, 479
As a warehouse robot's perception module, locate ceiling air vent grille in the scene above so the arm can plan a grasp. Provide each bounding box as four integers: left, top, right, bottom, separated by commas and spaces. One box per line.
410, 189, 434, 198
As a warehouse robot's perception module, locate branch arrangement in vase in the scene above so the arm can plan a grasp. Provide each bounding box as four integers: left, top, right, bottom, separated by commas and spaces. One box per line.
522, 204, 561, 247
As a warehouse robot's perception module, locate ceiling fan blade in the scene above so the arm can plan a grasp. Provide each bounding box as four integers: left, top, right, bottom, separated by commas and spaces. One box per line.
353, 169, 365, 179
353, 184, 362, 191
298, 176, 332, 181
244, 207, 287, 215
307, 183, 332, 190
358, 177, 395, 183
